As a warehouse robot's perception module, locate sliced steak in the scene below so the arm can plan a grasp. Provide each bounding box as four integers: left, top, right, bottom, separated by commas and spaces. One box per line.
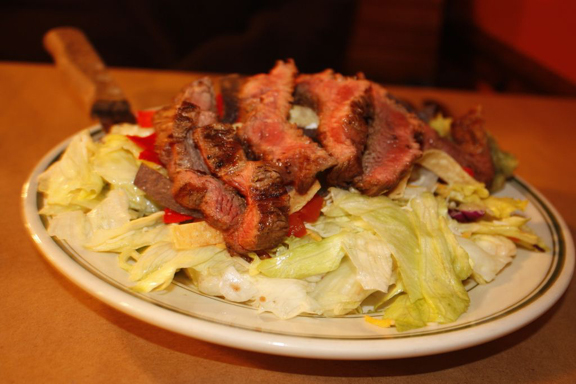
223, 161, 289, 253
295, 69, 372, 186
152, 80, 247, 234
193, 123, 289, 253
238, 60, 334, 194
174, 77, 217, 113
354, 84, 422, 196
134, 164, 201, 218
153, 106, 176, 165
419, 107, 495, 187
448, 107, 495, 187
171, 170, 245, 232
192, 123, 247, 177
153, 78, 217, 166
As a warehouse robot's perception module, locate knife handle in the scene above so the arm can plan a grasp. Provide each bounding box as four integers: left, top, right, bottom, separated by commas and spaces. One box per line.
43, 27, 135, 126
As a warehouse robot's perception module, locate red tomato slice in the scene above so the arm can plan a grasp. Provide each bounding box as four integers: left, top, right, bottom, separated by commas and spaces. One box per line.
137, 110, 156, 128
163, 208, 194, 224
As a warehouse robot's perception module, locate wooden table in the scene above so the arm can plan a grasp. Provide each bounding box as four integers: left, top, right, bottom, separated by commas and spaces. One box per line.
1, 62, 575, 383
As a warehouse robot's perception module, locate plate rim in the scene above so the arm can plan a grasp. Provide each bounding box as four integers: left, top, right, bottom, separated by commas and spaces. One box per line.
22, 127, 575, 360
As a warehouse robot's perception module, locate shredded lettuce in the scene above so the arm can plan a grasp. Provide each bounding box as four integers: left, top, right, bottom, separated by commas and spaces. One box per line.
93, 134, 159, 216
343, 231, 395, 292
454, 216, 547, 251
129, 243, 226, 292
310, 257, 374, 316
38, 126, 548, 331
38, 130, 104, 214
457, 235, 516, 284
257, 234, 346, 279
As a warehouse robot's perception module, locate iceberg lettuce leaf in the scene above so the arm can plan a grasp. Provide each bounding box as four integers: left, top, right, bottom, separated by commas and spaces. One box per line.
93, 134, 160, 216
257, 234, 346, 279
38, 130, 104, 214
310, 257, 374, 316
343, 231, 395, 292
130, 243, 226, 292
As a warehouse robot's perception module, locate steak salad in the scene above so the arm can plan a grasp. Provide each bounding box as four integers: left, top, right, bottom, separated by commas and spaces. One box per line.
38, 60, 546, 331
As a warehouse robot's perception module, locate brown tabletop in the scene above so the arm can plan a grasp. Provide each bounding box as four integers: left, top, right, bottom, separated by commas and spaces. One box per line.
1, 62, 575, 383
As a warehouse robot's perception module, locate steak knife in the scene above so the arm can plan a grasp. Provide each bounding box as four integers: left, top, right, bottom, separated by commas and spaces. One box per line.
43, 27, 136, 130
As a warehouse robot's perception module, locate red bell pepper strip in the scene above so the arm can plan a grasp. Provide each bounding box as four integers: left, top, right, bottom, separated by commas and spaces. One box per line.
127, 132, 162, 165
287, 194, 324, 238
287, 213, 307, 238
163, 208, 195, 224
127, 132, 157, 150
137, 110, 156, 128
215, 93, 224, 120
138, 149, 162, 165
463, 166, 475, 178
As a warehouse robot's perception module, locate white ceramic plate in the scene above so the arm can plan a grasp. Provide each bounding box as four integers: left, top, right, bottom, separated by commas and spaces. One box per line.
22, 127, 574, 360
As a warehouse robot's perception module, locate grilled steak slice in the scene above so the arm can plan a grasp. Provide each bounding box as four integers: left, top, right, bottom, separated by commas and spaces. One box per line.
219, 74, 244, 124
238, 60, 334, 194
449, 107, 495, 187
192, 123, 247, 176
295, 69, 372, 186
223, 162, 289, 253
134, 164, 201, 218
354, 84, 422, 196
172, 170, 245, 232
152, 79, 246, 233
419, 107, 495, 187
153, 78, 217, 166
174, 77, 217, 113
193, 123, 289, 252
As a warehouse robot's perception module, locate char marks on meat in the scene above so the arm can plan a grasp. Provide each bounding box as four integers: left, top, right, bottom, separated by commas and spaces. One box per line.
419, 106, 495, 187
295, 69, 372, 186
354, 84, 423, 196
151, 78, 247, 233
193, 123, 247, 176
237, 60, 335, 194
193, 123, 289, 253
154, 77, 218, 166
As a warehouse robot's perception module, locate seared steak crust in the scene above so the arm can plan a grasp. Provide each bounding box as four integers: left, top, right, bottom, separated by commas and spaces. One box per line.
354, 84, 422, 196
153, 106, 176, 165
223, 162, 289, 253
238, 60, 334, 194
154, 78, 217, 167
193, 123, 247, 176
295, 70, 372, 186
193, 123, 289, 252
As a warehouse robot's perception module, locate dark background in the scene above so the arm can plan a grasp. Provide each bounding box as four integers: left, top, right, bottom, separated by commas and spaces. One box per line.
1, 0, 574, 96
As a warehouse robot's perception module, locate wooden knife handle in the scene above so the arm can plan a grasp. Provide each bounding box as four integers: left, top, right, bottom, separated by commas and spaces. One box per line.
43, 27, 131, 118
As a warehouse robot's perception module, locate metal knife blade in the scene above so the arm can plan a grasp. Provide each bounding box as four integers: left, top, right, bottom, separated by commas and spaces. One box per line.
43, 27, 136, 130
